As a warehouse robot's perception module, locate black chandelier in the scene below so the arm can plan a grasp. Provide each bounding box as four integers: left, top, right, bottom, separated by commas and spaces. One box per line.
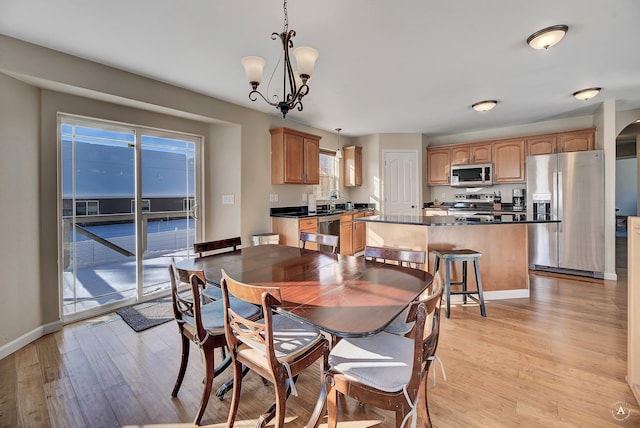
241, 0, 318, 118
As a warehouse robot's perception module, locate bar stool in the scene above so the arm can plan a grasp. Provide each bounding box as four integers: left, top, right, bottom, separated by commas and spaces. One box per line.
432, 249, 486, 318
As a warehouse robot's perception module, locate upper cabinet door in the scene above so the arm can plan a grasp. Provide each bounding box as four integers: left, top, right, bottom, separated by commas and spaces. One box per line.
470, 143, 492, 163
283, 133, 306, 183
271, 127, 321, 184
343, 145, 363, 187
451, 145, 470, 165
427, 147, 451, 185
493, 139, 526, 183
304, 137, 320, 184
527, 135, 557, 155
558, 129, 594, 153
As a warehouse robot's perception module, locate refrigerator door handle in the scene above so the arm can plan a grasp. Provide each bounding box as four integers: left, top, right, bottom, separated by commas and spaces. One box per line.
557, 171, 563, 232
552, 172, 558, 216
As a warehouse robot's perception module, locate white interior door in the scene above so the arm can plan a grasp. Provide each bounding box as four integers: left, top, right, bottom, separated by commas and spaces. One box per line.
383, 150, 420, 216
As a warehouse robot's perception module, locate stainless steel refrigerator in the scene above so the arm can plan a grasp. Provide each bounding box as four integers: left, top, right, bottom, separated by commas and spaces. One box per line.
526, 150, 604, 278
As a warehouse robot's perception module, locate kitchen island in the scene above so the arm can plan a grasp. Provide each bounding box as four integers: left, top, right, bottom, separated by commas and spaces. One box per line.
357, 214, 559, 299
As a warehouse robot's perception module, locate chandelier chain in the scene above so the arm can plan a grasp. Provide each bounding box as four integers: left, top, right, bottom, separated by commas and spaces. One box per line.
283, 0, 288, 32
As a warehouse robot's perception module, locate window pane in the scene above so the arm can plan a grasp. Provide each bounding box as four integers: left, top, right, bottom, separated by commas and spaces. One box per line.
315, 152, 338, 200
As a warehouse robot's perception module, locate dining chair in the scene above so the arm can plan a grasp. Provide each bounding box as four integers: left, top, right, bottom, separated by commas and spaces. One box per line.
364, 246, 428, 335
192, 237, 241, 300
299, 231, 339, 253
220, 269, 330, 428
325, 276, 444, 428
168, 260, 260, 425
364, 245, 426, 269
194, 236, 242, 258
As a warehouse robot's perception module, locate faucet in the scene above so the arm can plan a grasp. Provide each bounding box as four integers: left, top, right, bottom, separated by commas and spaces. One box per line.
329, 189, 339, 211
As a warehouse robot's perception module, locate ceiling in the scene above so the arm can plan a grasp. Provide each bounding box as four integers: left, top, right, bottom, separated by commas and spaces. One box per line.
1, 0, 640, 138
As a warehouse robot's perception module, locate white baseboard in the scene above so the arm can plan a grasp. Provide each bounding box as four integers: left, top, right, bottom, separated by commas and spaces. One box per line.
0, 320, 63, 360
604, 271, 617, 280
447, 288, 529, 303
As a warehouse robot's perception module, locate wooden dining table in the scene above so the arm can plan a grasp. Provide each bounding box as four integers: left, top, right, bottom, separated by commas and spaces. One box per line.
177, 244, 433, 426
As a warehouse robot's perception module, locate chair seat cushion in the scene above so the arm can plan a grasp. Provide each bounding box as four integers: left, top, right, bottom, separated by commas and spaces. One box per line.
202, 286, 223, 300
329, 331, 414, 393
184, 299, 260, 333
384, 307, 414, 335
237, 314, 324, 363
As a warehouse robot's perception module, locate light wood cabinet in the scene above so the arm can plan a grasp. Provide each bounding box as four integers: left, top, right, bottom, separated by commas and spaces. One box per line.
450, 143, 492, 165
427, 147, 451, 185
270, 127, 320, 184
451, 146, 470, 165
339, 214, 353, 256
493, 139, 526, 183
527, 135, 557, 156
272, 216, 318, 249
352, 212, 366, 253
338, 210, 372, 255
423, 208, 449, 216
558, 129, 594, 153
470, 143, 492, 163
343, 145, 363, 187
527, 129, 595, 155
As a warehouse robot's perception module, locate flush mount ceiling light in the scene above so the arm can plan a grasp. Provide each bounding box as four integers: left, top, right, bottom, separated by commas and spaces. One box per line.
335, 128, 343, 159
527, 25, 569, 50
573, 87, 602, 101
241, 0, 319, 118
472, 100, 498, 112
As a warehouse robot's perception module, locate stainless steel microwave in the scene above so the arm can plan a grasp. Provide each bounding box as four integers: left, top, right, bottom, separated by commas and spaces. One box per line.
450, 163, 493, 187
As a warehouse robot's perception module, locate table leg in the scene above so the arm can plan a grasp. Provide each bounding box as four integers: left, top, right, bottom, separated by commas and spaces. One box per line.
306, 376, 328, 428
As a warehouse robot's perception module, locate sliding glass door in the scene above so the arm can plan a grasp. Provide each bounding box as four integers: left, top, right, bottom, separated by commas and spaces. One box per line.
60, 115, 201, 319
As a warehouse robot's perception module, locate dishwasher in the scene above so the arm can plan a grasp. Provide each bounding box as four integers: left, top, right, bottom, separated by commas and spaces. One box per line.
317, 214, 341, 253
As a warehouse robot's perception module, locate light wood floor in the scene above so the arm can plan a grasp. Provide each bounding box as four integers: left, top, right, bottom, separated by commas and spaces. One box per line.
2, 238, 639, 427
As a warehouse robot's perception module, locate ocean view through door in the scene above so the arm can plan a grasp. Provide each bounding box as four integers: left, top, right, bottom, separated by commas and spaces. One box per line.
59, 115, 201, 320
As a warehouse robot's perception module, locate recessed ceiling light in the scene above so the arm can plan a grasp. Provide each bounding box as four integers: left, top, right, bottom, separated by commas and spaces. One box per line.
527, 25, 569, 50
472, 100, 498, 112
573, 87, 602, 101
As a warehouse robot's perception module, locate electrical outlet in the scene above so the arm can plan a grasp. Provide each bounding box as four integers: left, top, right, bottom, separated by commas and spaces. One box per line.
302, 193, 308, 201
273, 194, 278, 202
222, 194, 234, 205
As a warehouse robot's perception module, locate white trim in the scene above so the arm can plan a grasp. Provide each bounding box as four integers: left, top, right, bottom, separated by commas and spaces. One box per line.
0, 320, 63, 360
604, 272, 617, 280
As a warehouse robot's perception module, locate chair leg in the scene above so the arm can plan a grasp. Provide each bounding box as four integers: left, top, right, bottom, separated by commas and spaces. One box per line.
418, 374, 432, 428
461, 260, 468, 304
474, 258, 487, 317
171, 334, 190, 397
445, 260, 452, 318
326, 376, 339, 428
193, 343, 215, 426
395, 409, 406, 428
227, 359, 244, 428
274, 379, 288, 428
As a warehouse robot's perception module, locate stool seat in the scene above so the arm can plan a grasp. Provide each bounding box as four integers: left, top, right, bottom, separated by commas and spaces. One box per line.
432, 249, 482, 260
433, 249, 486, 318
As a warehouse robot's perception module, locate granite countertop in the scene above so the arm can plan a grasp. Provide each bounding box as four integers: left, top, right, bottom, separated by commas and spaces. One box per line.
271, 204, 376, 219
357, 214, 559, 226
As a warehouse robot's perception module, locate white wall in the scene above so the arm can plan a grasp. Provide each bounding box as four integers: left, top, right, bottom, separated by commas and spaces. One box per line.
617, 158, 638, 216
0, 73, 43, 350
